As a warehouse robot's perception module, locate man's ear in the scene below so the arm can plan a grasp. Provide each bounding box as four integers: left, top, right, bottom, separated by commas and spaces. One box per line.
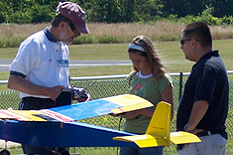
191, 39, 197, 47
59, 21, 67, 29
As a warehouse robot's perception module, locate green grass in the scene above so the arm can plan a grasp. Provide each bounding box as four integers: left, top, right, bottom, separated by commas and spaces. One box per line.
71, 39, 233, 72
0, 39, 233, 90
0, 39, 233, 74
7, 146, 120, 155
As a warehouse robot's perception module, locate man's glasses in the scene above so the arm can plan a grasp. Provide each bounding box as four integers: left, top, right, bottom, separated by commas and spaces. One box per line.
68, 22, 80, 35
180, 39, 192, 45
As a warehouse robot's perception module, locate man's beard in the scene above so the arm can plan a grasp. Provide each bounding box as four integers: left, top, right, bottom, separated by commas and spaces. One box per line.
60, 32, 72, 45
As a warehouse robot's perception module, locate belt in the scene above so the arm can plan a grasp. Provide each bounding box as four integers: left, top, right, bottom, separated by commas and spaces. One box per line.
22, 97, 51, 101
196, 130, 219, 137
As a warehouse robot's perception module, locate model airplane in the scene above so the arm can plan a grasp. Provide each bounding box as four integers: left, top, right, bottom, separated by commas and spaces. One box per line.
0, 94, 200, 149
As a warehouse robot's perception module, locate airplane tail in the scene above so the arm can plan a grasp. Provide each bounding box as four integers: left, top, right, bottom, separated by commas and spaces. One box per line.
113, 101, 201, 148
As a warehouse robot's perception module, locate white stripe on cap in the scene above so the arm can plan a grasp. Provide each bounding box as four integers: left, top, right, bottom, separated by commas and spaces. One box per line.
128, 44, 145, 52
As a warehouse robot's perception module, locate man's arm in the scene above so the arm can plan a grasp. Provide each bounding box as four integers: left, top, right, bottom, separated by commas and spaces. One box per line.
186, 100, 209, 133
161, 84, 173, 119
7, 74, 65, 101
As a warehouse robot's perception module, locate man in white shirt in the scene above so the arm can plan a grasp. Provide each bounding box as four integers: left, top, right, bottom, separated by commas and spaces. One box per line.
7, 1, 90, 154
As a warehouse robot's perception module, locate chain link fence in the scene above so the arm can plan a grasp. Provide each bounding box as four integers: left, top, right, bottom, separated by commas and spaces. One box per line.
0, 72, 233, 155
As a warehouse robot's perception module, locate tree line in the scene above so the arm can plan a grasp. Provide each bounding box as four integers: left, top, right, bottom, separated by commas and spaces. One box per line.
0, 0, 233, 24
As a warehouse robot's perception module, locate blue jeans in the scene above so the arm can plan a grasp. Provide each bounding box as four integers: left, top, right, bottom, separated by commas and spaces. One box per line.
179, 134, 226, 155
120, 146, 164, 155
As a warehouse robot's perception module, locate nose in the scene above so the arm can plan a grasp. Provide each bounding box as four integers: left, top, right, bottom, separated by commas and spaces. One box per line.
74, 33, 81, 38
180, 44, 183, 49
133, 63, 139, 69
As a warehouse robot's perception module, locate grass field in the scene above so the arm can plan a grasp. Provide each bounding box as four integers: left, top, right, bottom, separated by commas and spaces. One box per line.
0, 39, 232, 91
1, 22, 233, 48
0, 39, 233, 78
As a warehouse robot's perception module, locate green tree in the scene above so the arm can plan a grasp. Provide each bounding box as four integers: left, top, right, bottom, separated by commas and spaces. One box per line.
84, 0, 162, 23
134, 0, 163, 22
86, 0, 121, 23
119, 0, 136, 22
0, 0, 34, 23
31, 4, 54, 23
0, 2, 6, 23
211, 0, 233, 17
1, 0, 233, 24
161, 0, 233, 18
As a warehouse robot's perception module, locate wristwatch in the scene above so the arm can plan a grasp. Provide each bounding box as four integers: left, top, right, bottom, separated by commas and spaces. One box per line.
184, 124, 196, 133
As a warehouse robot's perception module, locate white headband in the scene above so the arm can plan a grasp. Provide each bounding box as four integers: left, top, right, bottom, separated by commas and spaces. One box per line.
128, 44, 145, 52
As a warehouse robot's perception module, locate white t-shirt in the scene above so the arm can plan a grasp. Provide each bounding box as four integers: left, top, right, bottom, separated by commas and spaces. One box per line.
10, 29, 69, 98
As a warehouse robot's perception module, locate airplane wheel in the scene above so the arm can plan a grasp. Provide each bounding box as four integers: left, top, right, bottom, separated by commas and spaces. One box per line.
60, 150, 70, 155
0, 149, 10, 155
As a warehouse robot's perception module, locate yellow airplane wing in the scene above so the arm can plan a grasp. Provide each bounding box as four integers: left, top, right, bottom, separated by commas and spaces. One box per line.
0, 94, 153, 122
113, 134, 168, 148
107, 94, 153, 114
170, 131, 201, 144
113, 101, 201, 148
0, 110, 47, 121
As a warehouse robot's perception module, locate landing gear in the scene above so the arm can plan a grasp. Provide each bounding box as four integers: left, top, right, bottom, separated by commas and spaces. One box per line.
0, 149, 10, 155
56, 147, 70, 155
59, 150, 70, 155
0, 140, 10, 155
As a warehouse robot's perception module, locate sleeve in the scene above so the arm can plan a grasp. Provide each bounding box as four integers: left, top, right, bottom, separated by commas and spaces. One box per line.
158, 73, 173, 93
9, 39, 40, 78
126, 70, 136, 85
194, 65, 217, 104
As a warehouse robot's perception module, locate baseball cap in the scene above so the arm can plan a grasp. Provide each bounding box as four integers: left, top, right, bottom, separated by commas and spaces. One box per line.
56, 1, 90, 34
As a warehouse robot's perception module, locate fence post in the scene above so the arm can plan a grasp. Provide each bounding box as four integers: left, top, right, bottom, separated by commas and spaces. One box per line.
179, 72, 183, 101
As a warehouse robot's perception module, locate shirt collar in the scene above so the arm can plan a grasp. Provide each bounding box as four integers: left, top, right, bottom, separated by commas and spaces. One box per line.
192, 50, 219, 71
199, 50, 219, 62
44, 27, 57, 43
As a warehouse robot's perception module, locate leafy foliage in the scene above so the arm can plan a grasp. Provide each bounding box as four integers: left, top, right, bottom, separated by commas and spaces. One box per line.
0, 0, 232, 25
161, 0, 233, 18
0, 2, 6, 23
31, 4, 54, 23
174, 5, 233, 26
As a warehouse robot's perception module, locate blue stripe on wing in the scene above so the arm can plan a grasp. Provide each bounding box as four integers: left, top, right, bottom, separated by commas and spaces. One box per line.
48, 99, 120, 120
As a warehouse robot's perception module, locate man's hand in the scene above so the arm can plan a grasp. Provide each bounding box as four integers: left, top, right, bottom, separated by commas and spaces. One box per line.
184, 124, 204, 134
77, 93, 90, 102
48, 85, 65, 101
71, 87, 91, 102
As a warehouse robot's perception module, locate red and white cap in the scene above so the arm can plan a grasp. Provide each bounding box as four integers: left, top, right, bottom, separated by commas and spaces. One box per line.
56, 1, 90, 34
